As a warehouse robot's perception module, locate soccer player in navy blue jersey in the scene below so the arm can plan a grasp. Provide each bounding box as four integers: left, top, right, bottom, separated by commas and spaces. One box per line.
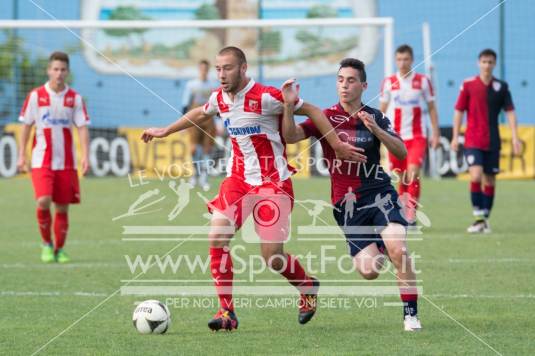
280, 58, 423, 331
452, 49, 521, 233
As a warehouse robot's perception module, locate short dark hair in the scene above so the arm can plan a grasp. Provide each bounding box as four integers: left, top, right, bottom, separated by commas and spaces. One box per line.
395, 44, 414, 58
339, 58, 366, 82
199, 59, 210, 66
218, 46, 247, 64
478, 48, 497, 60
49, 51, 69, 66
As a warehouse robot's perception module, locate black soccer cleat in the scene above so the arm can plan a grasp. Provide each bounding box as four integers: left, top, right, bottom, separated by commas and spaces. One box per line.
208, 309, 238, 331
298, 277, 320, 325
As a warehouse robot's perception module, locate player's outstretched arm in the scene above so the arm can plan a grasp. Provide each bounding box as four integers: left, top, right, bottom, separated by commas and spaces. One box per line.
141, 106, 212, 143
281, 101, 307, 144
358, 111, 407, 160
451, 110, 464, 152
17, 124, 32, 173
280, 79, 366, 162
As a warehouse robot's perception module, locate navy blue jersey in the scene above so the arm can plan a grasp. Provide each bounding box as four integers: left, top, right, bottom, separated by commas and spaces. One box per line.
300, 103, 402, 204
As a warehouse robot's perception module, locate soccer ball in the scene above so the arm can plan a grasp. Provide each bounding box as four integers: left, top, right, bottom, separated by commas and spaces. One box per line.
132, 300, 171, 334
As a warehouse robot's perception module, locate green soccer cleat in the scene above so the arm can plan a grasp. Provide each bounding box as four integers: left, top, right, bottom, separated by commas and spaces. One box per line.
55, 249, 71, 263
41, 244, 55, 263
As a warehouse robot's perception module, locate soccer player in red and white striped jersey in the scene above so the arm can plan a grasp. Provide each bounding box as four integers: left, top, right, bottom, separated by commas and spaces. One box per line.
17, 51, 90, 263
142, 46, 362, 331
379, 45, 440, 224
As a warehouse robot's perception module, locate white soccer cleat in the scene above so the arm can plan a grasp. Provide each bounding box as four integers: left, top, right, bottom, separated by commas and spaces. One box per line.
467, 220, 486, 233
404, 315, 422, 331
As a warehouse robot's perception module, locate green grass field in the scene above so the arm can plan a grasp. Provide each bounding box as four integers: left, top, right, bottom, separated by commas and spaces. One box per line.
1, 176, 534, 355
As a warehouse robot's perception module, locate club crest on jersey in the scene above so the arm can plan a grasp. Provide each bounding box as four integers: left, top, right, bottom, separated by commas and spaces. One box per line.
249, 99, 258, 111
245, 97, 261, 113
65, 96, 74, 106
492, 81, 501, 92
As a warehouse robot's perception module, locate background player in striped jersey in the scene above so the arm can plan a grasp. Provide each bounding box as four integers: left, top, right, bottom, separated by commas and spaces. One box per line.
181, 59, 219, 191
380, 45, 440, 225
451, 49, 521, 233
17, 51, 90, 263
141, 47, 363, 331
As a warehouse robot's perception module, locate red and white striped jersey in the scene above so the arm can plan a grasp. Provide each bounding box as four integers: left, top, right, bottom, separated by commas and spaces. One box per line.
380, 72, 434, 140
203, 79, 303, 186
19, 82, 90, 170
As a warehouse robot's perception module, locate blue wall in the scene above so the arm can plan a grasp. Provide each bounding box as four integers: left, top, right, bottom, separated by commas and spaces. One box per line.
1, 0, 533, 127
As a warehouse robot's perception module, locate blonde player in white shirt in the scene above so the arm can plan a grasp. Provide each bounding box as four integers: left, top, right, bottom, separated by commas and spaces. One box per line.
17, 51, 90, 263
380, 44, 440, 225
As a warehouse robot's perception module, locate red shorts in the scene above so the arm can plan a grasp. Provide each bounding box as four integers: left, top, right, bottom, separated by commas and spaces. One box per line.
389, 137, 427, 172
208, 176, 294, 231
31, 168, 80, 204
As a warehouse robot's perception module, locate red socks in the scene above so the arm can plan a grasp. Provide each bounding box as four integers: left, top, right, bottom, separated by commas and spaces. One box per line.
53, 212, 69, 252
403, 180, 421, 222
36, 209, 52, 245
37, 209, 69, 251
210, 247, 234, 311
279, 254, 313, 294
209, 250, 314, 311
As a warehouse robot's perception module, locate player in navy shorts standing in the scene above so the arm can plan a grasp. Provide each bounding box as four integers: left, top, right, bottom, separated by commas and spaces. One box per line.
451, 49, 521, 233
281, 58, 423, 331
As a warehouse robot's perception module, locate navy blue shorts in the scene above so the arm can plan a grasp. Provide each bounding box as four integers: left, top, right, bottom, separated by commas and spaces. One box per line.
333, 188, 407, 257
464, 148, 500, 175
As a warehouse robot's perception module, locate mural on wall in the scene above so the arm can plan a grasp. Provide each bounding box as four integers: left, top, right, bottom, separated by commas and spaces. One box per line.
80, 0, 380, 79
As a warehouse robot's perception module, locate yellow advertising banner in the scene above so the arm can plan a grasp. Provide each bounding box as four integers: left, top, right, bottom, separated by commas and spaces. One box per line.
118, 127, 192, 178
497, 125, 535, 179
285, 139, 311, 179
457, 125, 535, 180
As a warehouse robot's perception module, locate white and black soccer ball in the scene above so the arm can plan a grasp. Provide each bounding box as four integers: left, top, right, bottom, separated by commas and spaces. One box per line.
132, 300, 171, 334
